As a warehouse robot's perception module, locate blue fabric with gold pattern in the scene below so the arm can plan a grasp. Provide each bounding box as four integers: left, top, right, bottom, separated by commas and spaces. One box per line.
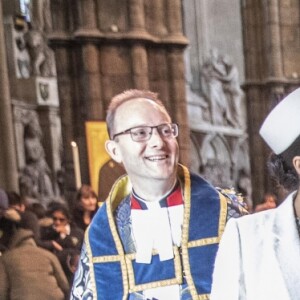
85, 165, 227, 300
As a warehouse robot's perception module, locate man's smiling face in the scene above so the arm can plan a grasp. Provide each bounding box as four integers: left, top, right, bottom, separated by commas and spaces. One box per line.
107, 98, 179, 187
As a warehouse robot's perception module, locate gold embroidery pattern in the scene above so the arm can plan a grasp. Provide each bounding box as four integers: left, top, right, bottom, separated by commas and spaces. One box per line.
85, 226, 98, 300
106, 175, 132, 300
89, 165, 226, 299
178, 164, 227, 300
126, 246, 182, 292
187, 237, 219, 248
179, 164, 199, 300
218, 192, 228, 237
92, 247, 183, 293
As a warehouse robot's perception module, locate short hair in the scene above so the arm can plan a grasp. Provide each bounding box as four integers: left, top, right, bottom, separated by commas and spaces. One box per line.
28, 202, 46, 219
7, 191, 24, 206
281, 134, 300, 168
267, 134, 300, 191
106, 89, 168, 139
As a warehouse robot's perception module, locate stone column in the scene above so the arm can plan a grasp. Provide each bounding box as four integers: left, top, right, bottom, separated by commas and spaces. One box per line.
54, 47, 78, 199
151, 0, 167, 35
166, 0, 182, 35
81, 44, 103, 119
38, 106, 62, 196
129, 0, 145, 32
167, 48, 190, 166
0, 0, 19, 191
264, 0, 283, 78
50, 0, 68, 33
242, 2, 257, 80
76, 0, 101, 35
80, 0, 97, 29
131, 44, 149, 89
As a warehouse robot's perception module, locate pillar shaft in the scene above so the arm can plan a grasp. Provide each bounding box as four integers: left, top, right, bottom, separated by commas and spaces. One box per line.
0, 0, 19, 191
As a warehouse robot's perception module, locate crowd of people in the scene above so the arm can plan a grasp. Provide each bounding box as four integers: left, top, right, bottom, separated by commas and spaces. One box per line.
0, 87, 299, 300
0, 184, 99, 299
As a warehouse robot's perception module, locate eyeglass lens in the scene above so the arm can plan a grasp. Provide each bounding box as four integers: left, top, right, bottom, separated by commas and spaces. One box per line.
131, 123, 177, 142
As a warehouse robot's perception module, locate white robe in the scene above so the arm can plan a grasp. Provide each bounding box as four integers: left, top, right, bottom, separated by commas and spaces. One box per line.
211, 191, 300, 300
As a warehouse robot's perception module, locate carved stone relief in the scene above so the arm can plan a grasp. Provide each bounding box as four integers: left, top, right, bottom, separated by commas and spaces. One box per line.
200, 134, 232, 187
200, 48, 245, 128
24, 29, 56, 77
14, 109, 54, 205
186, 46, 251, 204
13, 105, 63, 206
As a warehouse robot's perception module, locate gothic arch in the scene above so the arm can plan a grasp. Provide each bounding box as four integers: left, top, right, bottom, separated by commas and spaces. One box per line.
200, 133, 232, 187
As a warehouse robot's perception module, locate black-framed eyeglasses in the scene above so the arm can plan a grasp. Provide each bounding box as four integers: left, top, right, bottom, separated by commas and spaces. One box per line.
112, 123, 178, 142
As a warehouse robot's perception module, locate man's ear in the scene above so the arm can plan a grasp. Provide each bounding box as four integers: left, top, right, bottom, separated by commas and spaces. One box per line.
292, 156, 300, 176
105, 140, 122, 163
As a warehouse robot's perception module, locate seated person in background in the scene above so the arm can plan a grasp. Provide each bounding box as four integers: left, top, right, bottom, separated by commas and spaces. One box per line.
211, 87, 300, 299
72, 184, 99, 232
0, 189, 20, 253
254, 193, 277, 212
0, 205, 69, 299
42, 203, 84, 251
27, 202, 53, 228
6, 191, 41, 244
42, 203, 84, 284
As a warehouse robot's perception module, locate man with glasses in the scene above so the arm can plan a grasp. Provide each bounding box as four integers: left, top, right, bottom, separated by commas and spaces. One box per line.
71, 89, 247, 300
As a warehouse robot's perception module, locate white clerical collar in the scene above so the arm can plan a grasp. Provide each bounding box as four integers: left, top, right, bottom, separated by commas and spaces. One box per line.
130, 184, 184, 264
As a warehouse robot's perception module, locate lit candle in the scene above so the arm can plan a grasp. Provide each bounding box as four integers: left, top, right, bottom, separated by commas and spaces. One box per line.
71, 141, 82, 189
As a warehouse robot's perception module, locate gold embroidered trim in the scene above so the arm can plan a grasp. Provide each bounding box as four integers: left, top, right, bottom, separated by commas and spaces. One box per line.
106, 175, 132, 300
93, 247, 178, 263
85, 226, 98, 300
93, 255, 123, 263
126, 246, 182, 293
178, 164, 199, 299
90, 165, 224, 299
92, 235, 219, 263
178, 164, 226, 300
92, 247, 182, 292
218, 192, 228, 237
187, 237, 219, 248
199, 294, 210, 300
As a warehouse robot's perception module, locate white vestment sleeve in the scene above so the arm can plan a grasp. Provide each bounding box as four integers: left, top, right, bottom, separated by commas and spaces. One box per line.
210, 218, 246, 300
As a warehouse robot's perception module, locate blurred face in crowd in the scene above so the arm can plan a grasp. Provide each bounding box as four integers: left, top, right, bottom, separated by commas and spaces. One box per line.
52, 210, 69, 230
80, 195, 98, 212
264, 194, 276, 205
105, 98, 179, 189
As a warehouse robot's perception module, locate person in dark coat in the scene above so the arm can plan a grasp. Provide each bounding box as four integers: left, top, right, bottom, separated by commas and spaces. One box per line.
0, 204, 69, 299
42, 202, 84, 284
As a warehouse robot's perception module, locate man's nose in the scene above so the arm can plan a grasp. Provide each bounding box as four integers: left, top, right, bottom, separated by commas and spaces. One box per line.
148, 128, 164, 147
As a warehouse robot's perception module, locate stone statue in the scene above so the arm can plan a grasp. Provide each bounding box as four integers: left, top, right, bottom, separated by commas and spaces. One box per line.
24, 29, 56, 77
19, 114, 54, 206
201, 48, 231, 126
201, 48, 243, 127
219, 54, 245, 128
22, 0, 55, 77
184, 48, 210, 123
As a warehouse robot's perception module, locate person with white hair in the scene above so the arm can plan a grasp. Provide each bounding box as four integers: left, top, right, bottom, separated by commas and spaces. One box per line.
210, 87, 300, 300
